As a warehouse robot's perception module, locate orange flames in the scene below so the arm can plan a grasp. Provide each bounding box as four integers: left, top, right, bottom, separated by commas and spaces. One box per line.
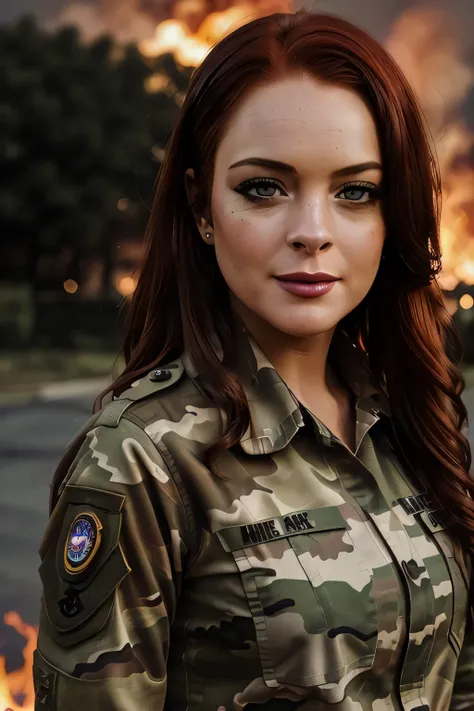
140, 9, 242, 66
0, 613, 37, 711
139, 0, 292, 66
386, 6, 474, 295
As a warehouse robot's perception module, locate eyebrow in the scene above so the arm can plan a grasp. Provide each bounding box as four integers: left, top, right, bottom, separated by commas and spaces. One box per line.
228, 157, 382, 177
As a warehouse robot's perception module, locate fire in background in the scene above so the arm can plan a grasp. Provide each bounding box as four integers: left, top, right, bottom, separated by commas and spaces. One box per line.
3, 3, 474, 709
140, 3, 474, 300
49, 0, 474, 303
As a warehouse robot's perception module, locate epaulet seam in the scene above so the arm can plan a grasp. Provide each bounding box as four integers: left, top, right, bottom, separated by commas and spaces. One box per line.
93, 399, 134, 428
118, 358, 185, 404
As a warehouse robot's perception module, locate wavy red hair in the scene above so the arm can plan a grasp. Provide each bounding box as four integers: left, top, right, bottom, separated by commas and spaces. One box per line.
96, 11, 473, 549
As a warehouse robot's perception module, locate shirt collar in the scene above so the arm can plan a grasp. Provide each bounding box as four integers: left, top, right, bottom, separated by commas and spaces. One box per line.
182, 320, 390, 456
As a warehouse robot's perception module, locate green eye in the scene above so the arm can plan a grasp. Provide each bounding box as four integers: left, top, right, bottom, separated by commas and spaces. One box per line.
336, 182, 381, 203
235, 178, 287, 203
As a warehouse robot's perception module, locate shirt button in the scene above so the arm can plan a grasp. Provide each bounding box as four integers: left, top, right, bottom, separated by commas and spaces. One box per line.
150, 369, 172, 382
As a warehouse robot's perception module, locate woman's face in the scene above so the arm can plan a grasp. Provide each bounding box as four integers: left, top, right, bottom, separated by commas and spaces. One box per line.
206, 75, 385, 338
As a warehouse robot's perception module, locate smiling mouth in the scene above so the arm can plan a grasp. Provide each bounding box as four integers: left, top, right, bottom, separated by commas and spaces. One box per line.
274, 274, 340, 298
275, 272, 340, 283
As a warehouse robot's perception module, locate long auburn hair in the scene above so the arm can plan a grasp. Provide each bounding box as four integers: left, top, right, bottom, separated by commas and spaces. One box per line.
96, 10, 474, 549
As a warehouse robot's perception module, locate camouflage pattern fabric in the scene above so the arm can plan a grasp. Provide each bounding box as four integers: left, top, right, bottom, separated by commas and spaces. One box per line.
33, 322, 474, 710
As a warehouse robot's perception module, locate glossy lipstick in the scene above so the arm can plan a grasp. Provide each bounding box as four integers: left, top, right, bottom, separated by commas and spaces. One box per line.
275, 272, 340, 298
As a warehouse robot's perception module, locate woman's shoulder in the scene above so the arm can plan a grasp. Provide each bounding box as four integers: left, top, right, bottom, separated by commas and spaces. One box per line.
116, 356, 225, 456
37, 362, 205, 652
50, 356, 223, 511
45, 357, 214, 557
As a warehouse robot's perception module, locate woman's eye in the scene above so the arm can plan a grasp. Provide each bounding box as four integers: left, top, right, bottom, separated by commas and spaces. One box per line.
235, 179, 286, 202
335, 183, 380, 203
234, 179, 380, 204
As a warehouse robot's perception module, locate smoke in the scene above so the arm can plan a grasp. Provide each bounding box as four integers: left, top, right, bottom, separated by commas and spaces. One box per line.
44, 1, 157, 43
384, 3, 474, 289
300, 0, 402, 41
386, 5, 473, 137
44, 0, 403, 45
386, 3, 474, 200
21, 0, 474, 51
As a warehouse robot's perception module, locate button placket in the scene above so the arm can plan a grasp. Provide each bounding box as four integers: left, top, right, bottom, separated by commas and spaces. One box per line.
324, 437, 438, 707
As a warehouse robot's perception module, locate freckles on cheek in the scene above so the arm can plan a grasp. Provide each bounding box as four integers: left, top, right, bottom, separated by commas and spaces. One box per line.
216, 221, 248, 275
223, 217, 257, 258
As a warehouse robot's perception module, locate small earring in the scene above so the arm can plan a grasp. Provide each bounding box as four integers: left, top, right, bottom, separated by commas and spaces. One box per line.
205, 232, 211, 240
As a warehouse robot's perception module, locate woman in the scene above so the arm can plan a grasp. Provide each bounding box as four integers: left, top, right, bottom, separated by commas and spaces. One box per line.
33, 10, 474, 711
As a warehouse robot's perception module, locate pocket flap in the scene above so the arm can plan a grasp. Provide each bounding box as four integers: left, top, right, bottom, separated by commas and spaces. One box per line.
217, 505, 348, 552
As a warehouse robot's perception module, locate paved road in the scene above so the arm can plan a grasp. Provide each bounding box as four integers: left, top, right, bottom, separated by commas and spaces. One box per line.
1, 388, 473, 671
0, 395, 94, 670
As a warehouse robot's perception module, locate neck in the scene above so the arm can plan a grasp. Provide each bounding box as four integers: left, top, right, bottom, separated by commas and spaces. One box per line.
232, 300, 337, 403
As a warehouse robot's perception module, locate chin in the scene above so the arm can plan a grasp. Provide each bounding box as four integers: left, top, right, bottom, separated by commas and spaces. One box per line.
267, 313, 340, 339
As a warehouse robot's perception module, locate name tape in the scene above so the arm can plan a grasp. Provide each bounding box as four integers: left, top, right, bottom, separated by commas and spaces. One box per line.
217, 505, 349, 552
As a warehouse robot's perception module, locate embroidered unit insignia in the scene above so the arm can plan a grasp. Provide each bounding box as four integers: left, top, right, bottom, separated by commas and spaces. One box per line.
64, 512, 102, 574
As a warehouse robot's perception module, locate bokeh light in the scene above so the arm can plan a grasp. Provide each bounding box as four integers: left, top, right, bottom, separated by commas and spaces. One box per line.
63, 279, 78, 294
459, 293, 474, 309
117, 276, 137, 296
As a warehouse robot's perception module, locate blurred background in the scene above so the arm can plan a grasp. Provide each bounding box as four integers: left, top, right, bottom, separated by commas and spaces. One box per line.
1, 0, 474, 708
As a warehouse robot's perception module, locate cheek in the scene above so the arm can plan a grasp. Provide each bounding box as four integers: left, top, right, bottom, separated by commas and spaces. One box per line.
343, 220, 385, 274
213, 211, 274, 276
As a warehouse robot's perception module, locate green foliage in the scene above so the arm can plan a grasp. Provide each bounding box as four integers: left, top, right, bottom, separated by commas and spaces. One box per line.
0, 15, 191, 262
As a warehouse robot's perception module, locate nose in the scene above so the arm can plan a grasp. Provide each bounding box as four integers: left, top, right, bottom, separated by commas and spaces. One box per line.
285, 196, 333, 254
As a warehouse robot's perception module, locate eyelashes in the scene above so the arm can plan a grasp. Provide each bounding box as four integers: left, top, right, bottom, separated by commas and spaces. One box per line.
336, 181, 381, 204
234, 177, 381, 205
234, 177, 285, 202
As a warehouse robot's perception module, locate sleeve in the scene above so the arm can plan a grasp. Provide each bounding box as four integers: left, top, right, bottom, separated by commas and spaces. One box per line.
450, 627, 474, 710
33, 416, 194, 711
450, 417, 474, 710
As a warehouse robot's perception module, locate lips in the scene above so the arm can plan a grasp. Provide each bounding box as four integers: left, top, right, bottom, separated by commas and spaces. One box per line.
274, 272, 340, 299
275, 272, 339, 283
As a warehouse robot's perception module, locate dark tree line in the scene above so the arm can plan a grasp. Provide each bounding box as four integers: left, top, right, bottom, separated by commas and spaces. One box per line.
0, 15, 191, 290
0, 15, 192, 346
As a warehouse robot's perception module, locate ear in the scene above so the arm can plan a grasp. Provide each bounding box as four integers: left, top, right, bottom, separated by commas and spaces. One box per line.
185, 168, 214, 245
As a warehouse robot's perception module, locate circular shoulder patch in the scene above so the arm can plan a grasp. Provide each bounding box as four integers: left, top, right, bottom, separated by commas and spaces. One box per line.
64, 512, 103, 574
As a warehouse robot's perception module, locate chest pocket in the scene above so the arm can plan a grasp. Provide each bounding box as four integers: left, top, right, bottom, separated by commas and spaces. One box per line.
416, 511, 471, 657
217, 505, 386, 688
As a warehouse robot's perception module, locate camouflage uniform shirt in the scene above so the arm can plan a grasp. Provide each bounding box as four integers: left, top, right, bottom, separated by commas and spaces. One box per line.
33, 324, 474, 710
